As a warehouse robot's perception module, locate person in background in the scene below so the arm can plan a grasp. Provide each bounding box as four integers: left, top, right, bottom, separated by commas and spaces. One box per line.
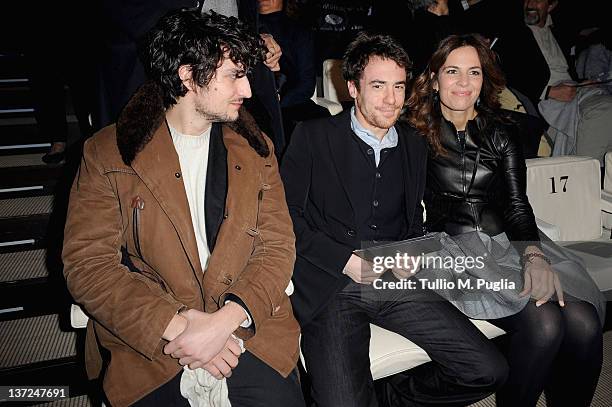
258, 0, 330, 140
576, 26, 612, 95
494, 0, 612, 164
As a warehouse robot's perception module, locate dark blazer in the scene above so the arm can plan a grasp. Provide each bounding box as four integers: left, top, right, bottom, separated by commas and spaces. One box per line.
280, 109, 428, 326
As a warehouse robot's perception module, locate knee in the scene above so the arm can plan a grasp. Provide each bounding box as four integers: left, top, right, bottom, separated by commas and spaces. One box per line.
564, 303, 602, 347
527, 304, 564, 351
456, 349, 509, 392
474, 351, 509, 391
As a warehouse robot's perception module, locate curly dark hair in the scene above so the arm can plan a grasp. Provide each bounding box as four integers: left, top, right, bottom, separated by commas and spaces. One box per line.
342, 32, 412, 90
406, 33, 506, 155
141, 9, 266, 108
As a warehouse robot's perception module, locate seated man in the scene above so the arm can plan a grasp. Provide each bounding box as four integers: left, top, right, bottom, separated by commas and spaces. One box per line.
494, 0, 612, 164
281, 32, 508, 406
62, 10, 304, 407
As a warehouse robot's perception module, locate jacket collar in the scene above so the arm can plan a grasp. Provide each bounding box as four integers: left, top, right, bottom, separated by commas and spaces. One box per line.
116, 81, 269, 166
115, 82, 269, 276
441, 115, 485, 147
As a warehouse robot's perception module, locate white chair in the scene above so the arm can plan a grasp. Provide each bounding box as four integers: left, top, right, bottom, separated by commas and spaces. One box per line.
525, 155, 612, 292
311, 89, 343, 116
301, 320, 505, 380
322, 59, 352, 104
602, 151, 612, 229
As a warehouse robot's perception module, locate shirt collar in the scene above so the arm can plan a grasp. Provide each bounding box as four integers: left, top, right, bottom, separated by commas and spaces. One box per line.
350, 106, 398, 147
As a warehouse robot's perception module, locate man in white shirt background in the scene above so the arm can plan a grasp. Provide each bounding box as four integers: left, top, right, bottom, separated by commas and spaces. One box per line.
494, 0, 612, 165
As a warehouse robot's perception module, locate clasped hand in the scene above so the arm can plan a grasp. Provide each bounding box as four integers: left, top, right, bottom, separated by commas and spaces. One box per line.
163, 309, 242, 379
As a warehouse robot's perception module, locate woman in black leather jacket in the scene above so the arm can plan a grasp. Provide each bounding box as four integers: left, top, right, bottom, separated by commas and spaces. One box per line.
406, 34, 604, 407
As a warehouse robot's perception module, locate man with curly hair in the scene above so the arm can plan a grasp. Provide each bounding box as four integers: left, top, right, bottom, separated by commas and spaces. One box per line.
63, 10, 304, 407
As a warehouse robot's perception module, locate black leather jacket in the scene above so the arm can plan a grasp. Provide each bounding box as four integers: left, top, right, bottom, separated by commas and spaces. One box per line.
424, 115, 540, 243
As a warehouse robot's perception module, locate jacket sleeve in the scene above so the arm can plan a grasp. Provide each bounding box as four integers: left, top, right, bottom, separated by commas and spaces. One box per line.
280, 122, 354, 277
498, 126, 540, 247
221, 136, 296, 332
62, 137, 185, 360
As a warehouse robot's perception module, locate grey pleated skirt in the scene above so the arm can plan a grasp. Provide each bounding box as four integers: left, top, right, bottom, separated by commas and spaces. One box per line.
416, 231, 606, 324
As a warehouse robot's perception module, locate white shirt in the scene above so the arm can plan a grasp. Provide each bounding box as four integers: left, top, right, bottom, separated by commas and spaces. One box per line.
170, 124, 251, 328
528, 15, 573, 98
170, 125, 212, 272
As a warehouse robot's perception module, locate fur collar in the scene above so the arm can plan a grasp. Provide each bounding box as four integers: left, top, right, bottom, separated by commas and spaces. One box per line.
116, 81, 270, 166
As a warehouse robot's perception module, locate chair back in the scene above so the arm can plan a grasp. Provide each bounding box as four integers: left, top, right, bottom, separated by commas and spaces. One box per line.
526, 156, 602, 241
322, 59, 351, 104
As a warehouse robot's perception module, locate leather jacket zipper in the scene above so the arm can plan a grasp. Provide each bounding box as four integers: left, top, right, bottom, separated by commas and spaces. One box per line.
457, 131, 467, 197
458, 130, 482, 231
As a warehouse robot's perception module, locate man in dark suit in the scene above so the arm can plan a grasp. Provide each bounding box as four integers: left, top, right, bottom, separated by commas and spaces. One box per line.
281, 32, 508, 406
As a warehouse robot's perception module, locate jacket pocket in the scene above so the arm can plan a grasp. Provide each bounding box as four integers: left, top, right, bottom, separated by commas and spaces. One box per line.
131, 196, 145, 258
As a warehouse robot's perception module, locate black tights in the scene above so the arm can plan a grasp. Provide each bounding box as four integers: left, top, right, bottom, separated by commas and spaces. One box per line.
489, 299, 603, 407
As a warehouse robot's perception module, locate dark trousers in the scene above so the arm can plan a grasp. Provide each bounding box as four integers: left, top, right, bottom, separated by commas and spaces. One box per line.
131, 351, 305, 407
301, 279, 508, 407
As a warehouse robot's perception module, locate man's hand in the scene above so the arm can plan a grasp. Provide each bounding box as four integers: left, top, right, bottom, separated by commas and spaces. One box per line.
343, 254, 379, 284
547, 84, 577, 102
519, 247, 564, 307
391, 256, 421, 280
163, 304, 246, 367
186, 337, 242, 379
260, 33, 282, 72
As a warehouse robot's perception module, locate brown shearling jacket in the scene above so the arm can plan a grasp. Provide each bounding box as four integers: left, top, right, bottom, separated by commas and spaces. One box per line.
62, 83, 300, 406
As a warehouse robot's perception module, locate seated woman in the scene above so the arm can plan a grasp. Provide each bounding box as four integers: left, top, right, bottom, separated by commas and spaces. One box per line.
406, 34, 605, 407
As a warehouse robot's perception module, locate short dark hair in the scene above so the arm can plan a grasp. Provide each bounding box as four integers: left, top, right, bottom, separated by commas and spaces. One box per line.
141, 9, 266, 108
342, 32, 412, 89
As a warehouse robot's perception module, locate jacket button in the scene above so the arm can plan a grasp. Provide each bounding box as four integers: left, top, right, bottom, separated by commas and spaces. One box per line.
373, 200, 379, 207
367, 148, 374, 155
370, 224, 377, 230
375, 172, 382, 179
175, 172, 181, 178
347, 229, 356, 237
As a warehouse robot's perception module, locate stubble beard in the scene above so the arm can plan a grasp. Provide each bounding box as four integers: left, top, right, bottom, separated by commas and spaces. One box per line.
195, 102, 238, 124
368, 108, 400, 131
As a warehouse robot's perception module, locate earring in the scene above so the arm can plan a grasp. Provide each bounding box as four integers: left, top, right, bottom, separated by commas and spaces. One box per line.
476, 97, 481, 107
432, 89, 439, 103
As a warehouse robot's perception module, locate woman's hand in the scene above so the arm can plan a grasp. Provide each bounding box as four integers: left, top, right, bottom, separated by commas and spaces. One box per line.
260, 33, 282, 72
519, 247, 565, 307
